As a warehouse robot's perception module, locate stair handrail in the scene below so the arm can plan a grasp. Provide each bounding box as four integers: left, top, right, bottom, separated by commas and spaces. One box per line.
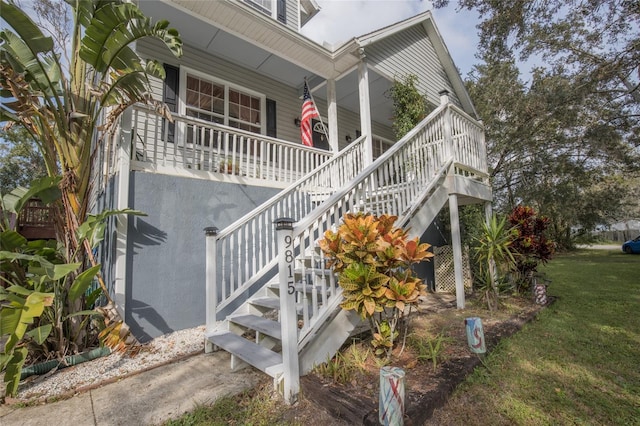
207, 136, 368, 322
287, 100, 486, 346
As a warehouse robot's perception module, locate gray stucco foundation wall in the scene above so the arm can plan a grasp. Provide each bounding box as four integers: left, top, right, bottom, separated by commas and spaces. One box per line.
125, 171, 280, 342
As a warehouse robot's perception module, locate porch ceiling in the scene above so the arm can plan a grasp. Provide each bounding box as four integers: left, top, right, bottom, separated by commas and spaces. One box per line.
138, 0, 395, 128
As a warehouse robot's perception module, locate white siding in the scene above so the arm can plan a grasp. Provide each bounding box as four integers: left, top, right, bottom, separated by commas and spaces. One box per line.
285, 0, 298, 31
365, 25, 462, 110
138, 38, 395, 149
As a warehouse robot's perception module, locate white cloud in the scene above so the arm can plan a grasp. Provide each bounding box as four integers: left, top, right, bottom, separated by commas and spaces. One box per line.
300, 0, 480, 76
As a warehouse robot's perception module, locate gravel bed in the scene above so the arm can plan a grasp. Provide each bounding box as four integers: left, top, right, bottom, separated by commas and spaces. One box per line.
15, 325, 206, 402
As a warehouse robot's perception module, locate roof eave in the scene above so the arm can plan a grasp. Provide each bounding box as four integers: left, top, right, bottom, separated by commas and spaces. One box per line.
165, 0, 356, 79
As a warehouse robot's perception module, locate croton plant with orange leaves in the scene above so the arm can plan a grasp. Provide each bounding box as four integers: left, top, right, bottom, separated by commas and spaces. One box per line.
319, 212, 434, 359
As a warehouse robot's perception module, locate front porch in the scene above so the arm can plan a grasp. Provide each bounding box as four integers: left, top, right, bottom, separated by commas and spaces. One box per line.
128, 104, 334, 189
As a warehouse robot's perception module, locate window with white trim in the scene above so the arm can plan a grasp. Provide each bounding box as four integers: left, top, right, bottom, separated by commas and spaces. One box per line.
182, 70, 264, 140
372, 136, 393, 160
245, 0, 272, 15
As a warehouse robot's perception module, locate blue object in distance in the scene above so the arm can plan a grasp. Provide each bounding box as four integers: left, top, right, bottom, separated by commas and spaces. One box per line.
622, 235, 640, 254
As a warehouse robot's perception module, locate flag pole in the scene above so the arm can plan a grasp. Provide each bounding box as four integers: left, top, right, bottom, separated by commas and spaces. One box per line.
304, 77, 330, 143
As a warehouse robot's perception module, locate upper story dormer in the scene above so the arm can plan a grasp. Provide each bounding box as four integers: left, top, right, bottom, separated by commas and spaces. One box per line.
242, 0, 320, 32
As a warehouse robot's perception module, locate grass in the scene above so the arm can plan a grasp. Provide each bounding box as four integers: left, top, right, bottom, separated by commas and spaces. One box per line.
163, 382, 298, 426
427, 249, 640, 425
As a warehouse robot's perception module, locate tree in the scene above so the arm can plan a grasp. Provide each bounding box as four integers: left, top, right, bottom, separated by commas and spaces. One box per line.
435, 0, 639, 109
466, 58, 638, 248
0, 0, 182, 376
1, 0, 182, 291
436, 0, 640, 247
0, 126, 47, 194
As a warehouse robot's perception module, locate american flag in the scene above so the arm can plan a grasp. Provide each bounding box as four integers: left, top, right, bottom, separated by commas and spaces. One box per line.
301, 81, 319, 147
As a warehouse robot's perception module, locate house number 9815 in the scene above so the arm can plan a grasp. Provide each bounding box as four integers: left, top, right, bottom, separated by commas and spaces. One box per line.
284, 235, 295, 295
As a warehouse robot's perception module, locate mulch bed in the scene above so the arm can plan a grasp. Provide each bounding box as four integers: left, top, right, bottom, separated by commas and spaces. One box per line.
301, 297, 551, 425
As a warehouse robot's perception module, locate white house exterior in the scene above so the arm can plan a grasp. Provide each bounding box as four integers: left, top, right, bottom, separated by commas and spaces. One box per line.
92, 0, 491, 400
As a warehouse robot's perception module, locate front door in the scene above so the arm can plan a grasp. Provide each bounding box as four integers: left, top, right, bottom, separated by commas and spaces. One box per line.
312, 119, 330, 151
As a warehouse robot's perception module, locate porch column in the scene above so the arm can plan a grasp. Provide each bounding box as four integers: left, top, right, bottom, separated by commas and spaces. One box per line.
440, 90, 453, 160
484, 202, 493, 224
448, 193, 465, 309
114, 107, 132, 318
327, 78, 339, 153
358, 49, 373, 166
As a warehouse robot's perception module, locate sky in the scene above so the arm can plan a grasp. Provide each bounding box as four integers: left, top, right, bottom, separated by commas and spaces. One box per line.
299, 0, 482, 78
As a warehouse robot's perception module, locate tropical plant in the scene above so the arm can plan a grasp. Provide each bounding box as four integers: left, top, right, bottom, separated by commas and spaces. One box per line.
454, 1, 640, 245
1, 180, 79, 397
507, 205, 555, 292
472, 214, 517, 310
319, 212, 433, 360
0, 0, 182, 348
0, 180, 143, 397
0, 282, 54, 397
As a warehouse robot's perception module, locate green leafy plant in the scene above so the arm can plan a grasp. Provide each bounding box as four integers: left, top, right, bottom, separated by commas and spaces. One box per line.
0, 182, 143, 397
314, 351, 354, 384
0, 250, 102, 397
472, 214, 517, 310
409, 331, 451, 370
387, 74, 431, 139
319, 212, 434, 361
0, 283, 54, 397
345, 342, 370, 374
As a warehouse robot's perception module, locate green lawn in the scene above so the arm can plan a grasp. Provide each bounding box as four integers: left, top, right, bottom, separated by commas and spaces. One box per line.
427, 250, 640, 425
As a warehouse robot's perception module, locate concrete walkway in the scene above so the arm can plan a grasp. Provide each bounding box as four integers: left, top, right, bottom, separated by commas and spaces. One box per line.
0, 352, 261, 426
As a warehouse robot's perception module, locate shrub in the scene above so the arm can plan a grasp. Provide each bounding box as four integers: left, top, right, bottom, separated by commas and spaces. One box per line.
319, 213, 433, 360
472, 214, 517, 310
507, 206, 556, 292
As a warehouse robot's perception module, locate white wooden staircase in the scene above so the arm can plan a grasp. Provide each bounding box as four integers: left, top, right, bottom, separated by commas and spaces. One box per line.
203, 96, 491, 403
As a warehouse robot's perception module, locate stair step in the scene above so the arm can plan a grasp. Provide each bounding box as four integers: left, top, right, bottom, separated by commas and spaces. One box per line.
206, 332, 282, 375
250, 297, 280, 310
300, 267, 333, 277
267, 281, 323, 294
229, 314, 282, 340
250, 296, 311, 315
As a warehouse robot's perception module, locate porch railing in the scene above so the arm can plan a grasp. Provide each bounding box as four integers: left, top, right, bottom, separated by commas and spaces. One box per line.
16, 198, 56, 240
130, 105, 332, 184
287, 102, 450, 344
